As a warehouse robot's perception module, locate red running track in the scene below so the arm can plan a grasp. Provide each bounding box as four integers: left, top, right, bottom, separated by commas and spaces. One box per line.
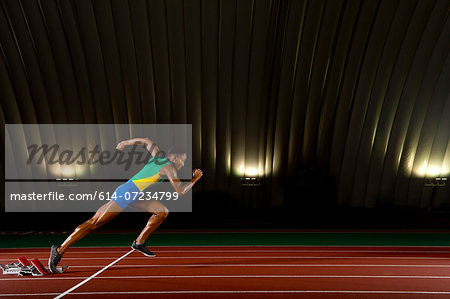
2, 246, 450, 298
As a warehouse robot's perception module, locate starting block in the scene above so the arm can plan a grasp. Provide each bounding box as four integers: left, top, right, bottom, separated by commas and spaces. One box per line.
0, 257, 68, 276
19, 259, 49, 276
31, 259, 49, 275
0, 256, 32, 275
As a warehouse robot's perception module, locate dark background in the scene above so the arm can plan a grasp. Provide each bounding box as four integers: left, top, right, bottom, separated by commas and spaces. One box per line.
1, 0, 449, 231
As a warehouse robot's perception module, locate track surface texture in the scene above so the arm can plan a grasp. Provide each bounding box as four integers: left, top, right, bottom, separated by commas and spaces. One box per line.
2, 246, 450, 298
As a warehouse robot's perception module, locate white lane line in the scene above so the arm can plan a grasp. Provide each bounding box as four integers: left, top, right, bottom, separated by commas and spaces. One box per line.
2, 244, 450, 249
2, 256, 450, 261
5, 274, 450, 281
3, 249, 450, 254
4, 244, 450, 247
53, 249, 134, 299
4, 290, 450, 296
131, 249, 450, 253
60, 263, 450, 268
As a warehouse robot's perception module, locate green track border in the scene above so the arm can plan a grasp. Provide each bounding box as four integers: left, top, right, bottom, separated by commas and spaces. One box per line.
1, 232, 450, 248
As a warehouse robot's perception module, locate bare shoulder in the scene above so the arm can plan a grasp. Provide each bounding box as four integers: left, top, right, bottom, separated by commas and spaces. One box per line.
160, 164, 177, 178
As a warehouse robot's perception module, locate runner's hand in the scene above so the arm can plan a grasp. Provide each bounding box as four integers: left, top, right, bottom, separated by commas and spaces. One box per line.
116, 141, 127, 151
193, 169, 203, 182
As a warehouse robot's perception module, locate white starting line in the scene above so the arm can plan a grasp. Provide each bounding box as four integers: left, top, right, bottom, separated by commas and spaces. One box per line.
54, 250, 134, 299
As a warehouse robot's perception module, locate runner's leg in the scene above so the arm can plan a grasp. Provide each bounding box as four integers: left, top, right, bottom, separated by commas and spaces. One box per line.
133, 201, 169, 244
58, 201, 123, 255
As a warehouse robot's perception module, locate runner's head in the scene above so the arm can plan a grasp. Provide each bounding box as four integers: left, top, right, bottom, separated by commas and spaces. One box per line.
167, 146, 187, 170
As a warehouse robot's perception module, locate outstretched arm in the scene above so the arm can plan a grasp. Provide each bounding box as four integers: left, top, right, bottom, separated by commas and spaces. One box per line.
161, 166, 203, 196
116, 138, 159, 157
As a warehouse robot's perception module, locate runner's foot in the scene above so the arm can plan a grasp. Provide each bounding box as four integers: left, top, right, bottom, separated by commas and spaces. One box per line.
48, 245, 62, 274
131, 240, 156, 257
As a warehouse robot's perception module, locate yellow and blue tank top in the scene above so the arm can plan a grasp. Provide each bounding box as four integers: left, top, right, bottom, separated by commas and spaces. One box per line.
129, 156, 171, 191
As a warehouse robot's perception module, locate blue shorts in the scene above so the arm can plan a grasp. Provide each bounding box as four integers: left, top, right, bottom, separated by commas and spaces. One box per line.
111, 181, 140, 209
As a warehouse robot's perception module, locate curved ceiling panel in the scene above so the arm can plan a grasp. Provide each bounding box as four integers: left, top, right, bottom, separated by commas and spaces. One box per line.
0, 0, 449, 209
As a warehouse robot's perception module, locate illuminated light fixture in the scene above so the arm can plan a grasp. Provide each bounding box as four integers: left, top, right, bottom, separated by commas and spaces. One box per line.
235, 162, 265, 177
240, 177, 261, 187
49, 164, 87, 180
424, 177, 447, 187
425, 165, 442, 176
61, 165, 75, 177
245, 167, 258, 176
415, 161, 449, 177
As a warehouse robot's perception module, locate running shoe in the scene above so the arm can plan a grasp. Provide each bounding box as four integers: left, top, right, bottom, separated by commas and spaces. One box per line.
131, 240, 156, 257
48, 245, 62, 274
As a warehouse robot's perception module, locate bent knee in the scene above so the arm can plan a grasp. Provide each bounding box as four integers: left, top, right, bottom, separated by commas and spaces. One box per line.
156, 208, 169, 220
87, 218, 105, 231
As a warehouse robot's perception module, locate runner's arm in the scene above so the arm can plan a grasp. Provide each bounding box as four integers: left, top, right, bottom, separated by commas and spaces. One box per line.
161, 166, 203, 196
116, 138, 159, 157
